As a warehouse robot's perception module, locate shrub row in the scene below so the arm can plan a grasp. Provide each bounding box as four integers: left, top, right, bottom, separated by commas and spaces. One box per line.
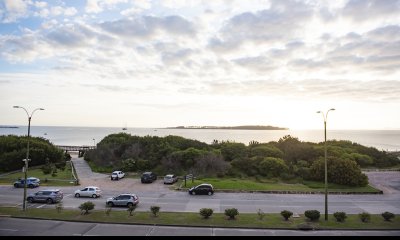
70, 202, 397, 223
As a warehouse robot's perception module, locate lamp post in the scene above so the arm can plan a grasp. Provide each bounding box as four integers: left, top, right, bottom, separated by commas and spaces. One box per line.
316, 108, 335, 221
13, 106, 44, 211
93, 138, 96, 148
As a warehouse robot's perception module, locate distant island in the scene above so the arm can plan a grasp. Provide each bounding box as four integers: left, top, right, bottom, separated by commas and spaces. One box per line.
167, 125, 288, 130
0, 126, 19, 128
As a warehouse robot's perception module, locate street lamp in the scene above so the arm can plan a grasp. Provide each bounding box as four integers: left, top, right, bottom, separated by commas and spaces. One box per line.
316, 108, 335, 221
13, 106, 45, 211
93, 138, 96, 148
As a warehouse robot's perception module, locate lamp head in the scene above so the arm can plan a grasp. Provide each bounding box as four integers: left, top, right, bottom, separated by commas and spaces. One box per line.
316, 111, 321, 113
13, 106, 20, 108
39, 108, 45, 110
330, 108, 335, 111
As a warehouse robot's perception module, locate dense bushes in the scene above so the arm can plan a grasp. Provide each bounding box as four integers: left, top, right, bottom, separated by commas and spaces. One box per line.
199, 208, 214, 219
82, 133, 398, 185
281, 210, 293, 221
309, 157, 368, 187
333, 212, 347, 222
304, 210, 320, 221
225, 208, 239, 220
0, 135, 66, 172
381, 212, 395, 221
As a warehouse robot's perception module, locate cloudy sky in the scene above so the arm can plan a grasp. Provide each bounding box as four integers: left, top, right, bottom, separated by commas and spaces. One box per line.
0, 0, 399, 130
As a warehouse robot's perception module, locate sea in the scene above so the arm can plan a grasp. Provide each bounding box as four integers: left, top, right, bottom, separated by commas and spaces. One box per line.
0, 126, 399, 152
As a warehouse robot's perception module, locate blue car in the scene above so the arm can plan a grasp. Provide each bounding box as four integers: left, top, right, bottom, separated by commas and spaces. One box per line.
13, 177, 40, 188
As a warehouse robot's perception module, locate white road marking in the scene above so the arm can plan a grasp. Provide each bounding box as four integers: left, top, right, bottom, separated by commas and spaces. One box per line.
37, 204, 46, 208
0, 228, 18, 232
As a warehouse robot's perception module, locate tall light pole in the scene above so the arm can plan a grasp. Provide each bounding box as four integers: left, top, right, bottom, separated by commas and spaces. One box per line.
13, 106, 45, 211
316, 108, 335, 221
93, 138, 96, 148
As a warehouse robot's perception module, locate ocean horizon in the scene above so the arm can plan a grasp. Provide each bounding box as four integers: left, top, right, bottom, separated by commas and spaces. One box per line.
1, 125, 400, 152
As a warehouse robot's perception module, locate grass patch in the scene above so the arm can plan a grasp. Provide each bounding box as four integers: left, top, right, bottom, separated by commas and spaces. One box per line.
0, 207, 399, 230
180, 178, 381, 193
0, 164, 76, 187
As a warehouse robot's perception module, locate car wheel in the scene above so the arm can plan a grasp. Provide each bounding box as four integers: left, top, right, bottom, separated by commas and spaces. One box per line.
75, 193, 80, 198
27, 197, 34, 203
92, 194, 97, 198
192, 191, 196, 195
46, 198, 53, 204
107, 202, 114, 207
127, 203, 134, 208
208, 191, 213, 196
111, 177, 113, 180
116, 177, 119, 181
28, 184, 34, 188
14, 184, 19, 188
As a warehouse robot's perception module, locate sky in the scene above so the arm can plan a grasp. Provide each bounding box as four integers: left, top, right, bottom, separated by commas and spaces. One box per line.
0, 0, 399, 130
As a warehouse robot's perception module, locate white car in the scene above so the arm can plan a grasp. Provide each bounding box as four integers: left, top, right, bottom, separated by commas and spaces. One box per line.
74, 186, 102, 198
111, 171, 125, 180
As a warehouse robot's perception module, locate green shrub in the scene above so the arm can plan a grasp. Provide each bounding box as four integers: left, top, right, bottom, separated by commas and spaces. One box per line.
280, 210, 293, 221
359, 212, 371, 223
127, 205, 136, 216
381, 212, 395, 221
55, 203, 63, 213
224, 208, 239, 220
42, 164, 52, 175
304, 210, 320, 221
199, 208, 214, 219
79, 201, 95, 215
257, 209, 266, 220
150, 206, 161, 217
333, 212, 347, 222
105, 207, 112, 216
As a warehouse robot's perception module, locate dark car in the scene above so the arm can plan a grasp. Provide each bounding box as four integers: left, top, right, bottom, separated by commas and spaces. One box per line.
13, 177, 40, 188
141, 172, 157, 183
27, 189, 63, 204
188, 183, 214, 196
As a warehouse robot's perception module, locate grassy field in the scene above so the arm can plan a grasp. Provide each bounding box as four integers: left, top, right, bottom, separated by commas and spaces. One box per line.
0, 163, 77, 187
0, 207, 398, 230
178, 178, 381, 193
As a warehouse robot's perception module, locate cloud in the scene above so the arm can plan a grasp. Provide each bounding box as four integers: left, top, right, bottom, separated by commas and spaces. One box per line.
208, 0, 313, 52
85, 0, 128, 14
1, 0, 29, 23
100, 15, 195, 39
342, 0, 400, 21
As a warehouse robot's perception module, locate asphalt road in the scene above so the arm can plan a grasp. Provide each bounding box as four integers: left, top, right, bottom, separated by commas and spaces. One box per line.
1, 218, 399, 236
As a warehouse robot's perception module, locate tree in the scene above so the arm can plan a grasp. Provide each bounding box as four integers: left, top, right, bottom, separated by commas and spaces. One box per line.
309, 156, 368, 186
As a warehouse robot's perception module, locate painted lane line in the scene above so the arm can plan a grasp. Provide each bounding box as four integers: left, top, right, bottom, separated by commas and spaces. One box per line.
37, 204, 46, 208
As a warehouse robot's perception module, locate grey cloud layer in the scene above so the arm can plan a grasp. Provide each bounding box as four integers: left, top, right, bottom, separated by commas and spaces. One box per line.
0, 0, 399, 102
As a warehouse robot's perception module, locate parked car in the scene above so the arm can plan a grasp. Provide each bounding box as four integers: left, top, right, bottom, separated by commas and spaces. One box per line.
106, 193, 139, 207
111, 171, 125, 180
141, 172, 157, 183
188, 183, 214, 196
74, 186, 102, 198
27, 189, 63, 204
13, 177, 40, 188
163, 174, 178, 184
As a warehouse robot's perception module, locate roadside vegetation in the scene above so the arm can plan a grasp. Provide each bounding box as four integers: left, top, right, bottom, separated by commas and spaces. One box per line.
0, 207, 398, 230
83, 133, 399, 189
0, 163, 77, 186
0, 135, 67, 173
180, 178, 381, 193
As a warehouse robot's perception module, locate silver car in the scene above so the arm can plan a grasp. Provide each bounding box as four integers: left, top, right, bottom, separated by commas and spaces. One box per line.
74, 186, 102, 198
106, 194, 139, 207
27, 189, 63, 204
163, 174, 178, 184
